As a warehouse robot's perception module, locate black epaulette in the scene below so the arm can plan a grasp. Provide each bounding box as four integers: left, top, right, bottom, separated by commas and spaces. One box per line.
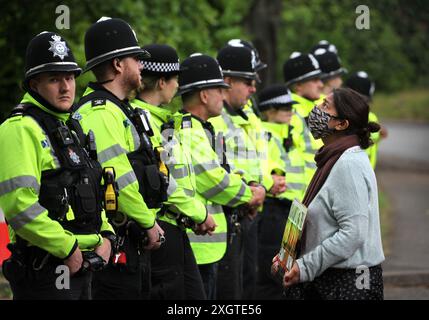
181, 115, 192, 129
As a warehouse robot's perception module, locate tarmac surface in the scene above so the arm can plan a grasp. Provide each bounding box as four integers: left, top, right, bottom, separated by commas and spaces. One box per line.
377, 121, 429, 300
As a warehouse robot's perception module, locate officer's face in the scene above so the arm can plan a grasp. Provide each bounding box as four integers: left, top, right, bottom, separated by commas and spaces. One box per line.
322, 76, 343, 95
273, 108, 293, 124
228, 77, 256, 109
204, 87, 224, 118
295, 78, 323, 101
29, 72, 75, 112
121, 55, 143, 91
160, 75, 179, 104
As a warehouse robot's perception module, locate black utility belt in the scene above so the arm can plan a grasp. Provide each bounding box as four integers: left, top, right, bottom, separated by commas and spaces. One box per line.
160, 209, 196, 230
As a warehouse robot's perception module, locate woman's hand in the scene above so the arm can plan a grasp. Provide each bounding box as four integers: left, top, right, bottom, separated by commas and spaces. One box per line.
283, 261, 300, 288
271, 255, 280, 276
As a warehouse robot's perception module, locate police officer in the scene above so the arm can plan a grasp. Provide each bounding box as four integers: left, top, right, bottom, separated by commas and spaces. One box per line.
0, 31, 114, 299
312, 47, 347, 96
224, 40, 284, 299
255, 84, 306, 299
345, 71, 387, 169
209, 46, 267, 299
73, 17, 164, 299
283, 52, 324, 186
131, 44, 216, 299
177, 53, 264, 299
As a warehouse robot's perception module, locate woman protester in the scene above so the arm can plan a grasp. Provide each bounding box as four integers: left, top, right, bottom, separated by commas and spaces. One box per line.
272, 88, 385, 300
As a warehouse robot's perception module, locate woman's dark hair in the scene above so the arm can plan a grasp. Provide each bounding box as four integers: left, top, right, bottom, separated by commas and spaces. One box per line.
333, 88, 380, 149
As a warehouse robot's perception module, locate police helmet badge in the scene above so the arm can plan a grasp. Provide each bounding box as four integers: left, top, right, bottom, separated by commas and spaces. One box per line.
48, 34, 69, 60
251, 50, 257, 70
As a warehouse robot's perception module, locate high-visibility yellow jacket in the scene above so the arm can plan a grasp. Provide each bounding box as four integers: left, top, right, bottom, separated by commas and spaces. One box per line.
290, 93, 324, 186
0, 92, 113, 259
179, 114, 252, 265
74, 85, 156, 229
262, 122, 306, 202
366, 111, 381, 169
130, 99, 207, 226
242, 100, 274, 192
209, 104, 263, 186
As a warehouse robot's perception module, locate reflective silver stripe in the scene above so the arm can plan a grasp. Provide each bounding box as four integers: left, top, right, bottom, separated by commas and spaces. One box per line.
201, 175, 230, 199
25, 62, 79, 77
85, 46, 143, 66
117, 171, 137, 190
0, 176, 40, 196
130, 124, 141, 150
206, 204, 223, 214
98, 144, 125, 164
193, 163, 219, 175
170, 166, 188, 179
225, 183, 247, 207
179, 78, 226, 91
287, 182, 306, 190
287, 166, 305, 174
183, 188, 195, 197
187, 232, 227, 243
8, 202, 46, 230
167, 175, 177, 196
305, 161, 317, 169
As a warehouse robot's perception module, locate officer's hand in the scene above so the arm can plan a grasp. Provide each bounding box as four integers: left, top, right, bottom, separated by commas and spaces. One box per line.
64, 246, 83, 276
269, 175, 287, 196
144, 222, 164, 251
194, 214, 217, 236
95, 238, 112, 265
249, 185, 266, 207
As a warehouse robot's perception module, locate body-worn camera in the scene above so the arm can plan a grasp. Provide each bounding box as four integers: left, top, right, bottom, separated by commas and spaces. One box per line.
80, 251, 106, 272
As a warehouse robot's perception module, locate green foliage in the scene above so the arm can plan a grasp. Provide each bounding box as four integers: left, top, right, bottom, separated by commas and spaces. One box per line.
372, 88, 429, 122
0, 0, 249, 120
0, 0, 427, 121
278, 0, 422, 92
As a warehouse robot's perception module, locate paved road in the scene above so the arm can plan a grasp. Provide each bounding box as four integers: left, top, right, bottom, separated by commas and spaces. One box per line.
377, 121, 429, 299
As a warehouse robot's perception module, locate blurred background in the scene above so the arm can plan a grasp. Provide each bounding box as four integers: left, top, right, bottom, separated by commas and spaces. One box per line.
0, 0, 428, 299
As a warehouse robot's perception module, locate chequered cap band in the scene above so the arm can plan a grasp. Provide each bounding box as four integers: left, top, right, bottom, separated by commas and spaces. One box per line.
143, 61, 180, 73
259, 93, 295, 106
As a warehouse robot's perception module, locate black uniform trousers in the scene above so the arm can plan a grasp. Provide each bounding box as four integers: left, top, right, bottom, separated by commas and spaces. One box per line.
216, 211, 244, 300
198, 262, 218, 300
150, 220, 206, 300
255, 197, 292, 300
2, 246, 91, 300
242, 214, 260, 299
92, 233, 147, 300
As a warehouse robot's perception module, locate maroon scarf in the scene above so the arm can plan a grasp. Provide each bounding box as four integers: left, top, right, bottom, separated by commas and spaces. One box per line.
302, 134, 360, 207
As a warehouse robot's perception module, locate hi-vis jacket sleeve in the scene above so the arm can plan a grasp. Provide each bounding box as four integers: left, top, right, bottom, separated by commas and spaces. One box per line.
78, 105, 156, 229
187, 127, 252, 207
0, 117, 78, 259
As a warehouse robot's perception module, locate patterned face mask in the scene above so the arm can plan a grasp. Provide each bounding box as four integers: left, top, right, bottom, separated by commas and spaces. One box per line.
307, 105, 337, 139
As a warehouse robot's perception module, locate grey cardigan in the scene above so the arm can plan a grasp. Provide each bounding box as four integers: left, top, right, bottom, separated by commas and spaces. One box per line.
296, 146, 385, 283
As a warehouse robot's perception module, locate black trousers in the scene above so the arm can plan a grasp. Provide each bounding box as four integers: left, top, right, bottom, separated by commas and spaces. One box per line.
199, 262, 218, 300
150, 220, 206, 300
92, 234, 147, 300
216, 212, 244, 300
255, 197, 292, 300
242, 214, 259, 300
2, 247, 91, 300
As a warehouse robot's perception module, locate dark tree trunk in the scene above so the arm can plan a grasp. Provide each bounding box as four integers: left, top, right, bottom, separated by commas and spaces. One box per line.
244, 0, 283, 86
